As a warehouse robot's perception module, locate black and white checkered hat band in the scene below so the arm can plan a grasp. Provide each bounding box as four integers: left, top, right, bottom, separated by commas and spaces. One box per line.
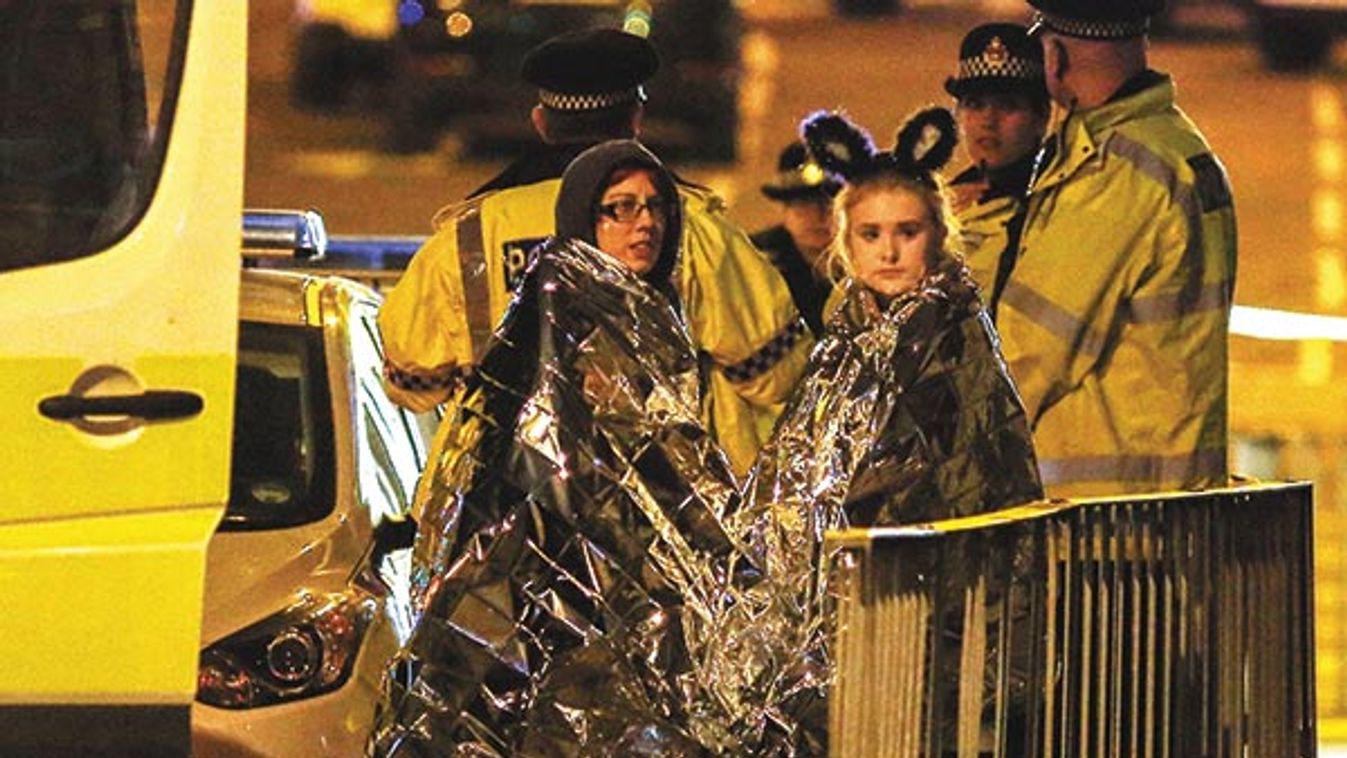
957, 57, 1043, 82
1033, 10, 1149, 39
539, 85, 645, 111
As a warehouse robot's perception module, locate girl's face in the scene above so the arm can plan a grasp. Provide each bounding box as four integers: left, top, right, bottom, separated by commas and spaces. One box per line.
846, 186, 942, 299
594, 168, 667, 276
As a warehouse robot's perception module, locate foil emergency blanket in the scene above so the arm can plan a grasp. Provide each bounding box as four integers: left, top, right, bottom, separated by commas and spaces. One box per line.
747, 257, 1042, 538
733, 258, 1045, 751
368, 239, 809, 756
368, 242, 1040, 756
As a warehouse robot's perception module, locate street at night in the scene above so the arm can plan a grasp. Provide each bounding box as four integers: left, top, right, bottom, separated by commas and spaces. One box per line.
241, 0, 1347, 744
5, 0, 1347, 754
244, 6, 1347, 736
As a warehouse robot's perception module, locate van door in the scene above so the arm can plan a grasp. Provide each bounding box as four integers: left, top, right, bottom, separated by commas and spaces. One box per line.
0, 2, 243, 754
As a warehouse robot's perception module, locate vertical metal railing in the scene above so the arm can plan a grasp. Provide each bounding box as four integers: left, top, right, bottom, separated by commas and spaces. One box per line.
825, 482, 1317, 757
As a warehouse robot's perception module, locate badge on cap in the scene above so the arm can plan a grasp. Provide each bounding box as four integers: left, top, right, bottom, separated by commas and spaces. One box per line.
945, 22, 1046, 98
760, 141, 841, 201
984, 36, 1009, 68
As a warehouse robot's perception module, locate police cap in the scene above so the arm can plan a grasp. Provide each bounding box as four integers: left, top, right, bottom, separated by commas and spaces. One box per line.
521, 28, 659, 112
944, 23, 1046, 101
760, 141, 841, 202
1026, 0, 1166, 40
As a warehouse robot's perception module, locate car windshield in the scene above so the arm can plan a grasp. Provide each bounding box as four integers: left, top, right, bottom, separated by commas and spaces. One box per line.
222, 322, 335, 531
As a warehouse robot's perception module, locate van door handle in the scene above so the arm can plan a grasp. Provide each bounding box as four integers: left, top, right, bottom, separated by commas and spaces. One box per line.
38, 390, 205, 422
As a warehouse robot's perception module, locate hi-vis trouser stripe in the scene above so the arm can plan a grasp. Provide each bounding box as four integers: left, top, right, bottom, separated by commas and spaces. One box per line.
456, 206, 494, 363
1039, 449, 1227, 488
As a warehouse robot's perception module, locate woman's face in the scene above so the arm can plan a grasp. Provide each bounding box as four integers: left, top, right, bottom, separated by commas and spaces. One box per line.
846, 186, 941, 299
594, 168, 667, 276
956, 91, 1048, 171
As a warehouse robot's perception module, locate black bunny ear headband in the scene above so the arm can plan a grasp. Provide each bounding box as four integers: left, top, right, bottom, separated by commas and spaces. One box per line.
800, 106, 958, 188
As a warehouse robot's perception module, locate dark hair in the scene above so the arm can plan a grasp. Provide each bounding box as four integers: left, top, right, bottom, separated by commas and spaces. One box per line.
538, 102, 641, 144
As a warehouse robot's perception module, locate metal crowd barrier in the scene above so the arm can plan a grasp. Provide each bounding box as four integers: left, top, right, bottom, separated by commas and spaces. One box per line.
825, 481, 1317, 758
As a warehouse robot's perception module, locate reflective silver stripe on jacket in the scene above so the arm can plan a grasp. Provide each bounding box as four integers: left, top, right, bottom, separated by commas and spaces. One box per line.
1038, 449, 1226, 487
1107, 133, 1234, 323
722, 317, 808, 382
1003, 129, 1236, 348
1004, 276, 1232, 352
1106, 132, 1201, 224
999, 280, 1109, 360
1127, 280, 1231, 323
456, 207, 494, 363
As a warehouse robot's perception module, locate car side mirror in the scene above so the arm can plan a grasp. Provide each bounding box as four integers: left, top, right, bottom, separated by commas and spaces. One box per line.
374, 517, 418, 555
358, 517, 419, 596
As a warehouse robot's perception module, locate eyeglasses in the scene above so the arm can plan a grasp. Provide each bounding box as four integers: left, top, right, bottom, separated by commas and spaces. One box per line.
596, 196, 669, 224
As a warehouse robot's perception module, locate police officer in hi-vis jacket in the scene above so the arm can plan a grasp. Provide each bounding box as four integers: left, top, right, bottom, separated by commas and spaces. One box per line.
377, 29, 811, 477
990, 0, 1237, 497
944, 22, 1050, 311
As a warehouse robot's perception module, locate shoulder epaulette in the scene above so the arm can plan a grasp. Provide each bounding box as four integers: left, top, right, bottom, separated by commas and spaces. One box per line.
431, 194, 490, 230
676, 180, 728, 215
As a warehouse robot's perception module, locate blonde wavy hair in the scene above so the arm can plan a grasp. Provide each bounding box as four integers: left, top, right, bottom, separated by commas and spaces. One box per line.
822, 170, 963, 285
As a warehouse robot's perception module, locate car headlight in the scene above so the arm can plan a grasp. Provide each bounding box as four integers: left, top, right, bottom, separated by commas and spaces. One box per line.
196, 592, 375, 709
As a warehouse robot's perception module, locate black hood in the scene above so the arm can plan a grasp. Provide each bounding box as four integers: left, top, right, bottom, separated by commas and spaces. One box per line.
555, 139, 682, 289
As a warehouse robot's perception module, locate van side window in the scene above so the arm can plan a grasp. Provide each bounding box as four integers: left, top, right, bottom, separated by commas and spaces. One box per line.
0, 0, 182, 271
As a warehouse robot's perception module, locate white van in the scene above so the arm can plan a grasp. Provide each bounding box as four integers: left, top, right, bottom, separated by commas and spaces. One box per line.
0, 2, 243, 753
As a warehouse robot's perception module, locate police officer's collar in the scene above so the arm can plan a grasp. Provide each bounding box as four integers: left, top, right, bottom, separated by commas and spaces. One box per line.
1105, 68, 1166, 105
468, 139, 712, 204
1030, 73, 1175, 194
952, 150, 1038, 204
1083, 71, 1174, 134
468, 143, 591, 198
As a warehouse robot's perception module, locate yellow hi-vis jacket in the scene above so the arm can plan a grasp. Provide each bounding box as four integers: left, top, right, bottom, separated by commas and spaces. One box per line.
955, 188, 1020, 295
378, 176, 812, 475
951, 153, 1037, 298
997, 74, 1237, 498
